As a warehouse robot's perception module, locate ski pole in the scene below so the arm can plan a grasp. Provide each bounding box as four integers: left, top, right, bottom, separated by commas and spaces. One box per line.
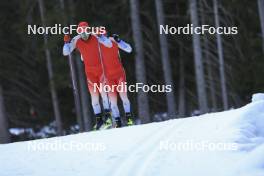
97, 36, 111, 109
67, 53, 84, 132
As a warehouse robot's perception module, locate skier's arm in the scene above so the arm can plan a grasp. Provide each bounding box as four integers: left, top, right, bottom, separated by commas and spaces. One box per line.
117, 40, 132, 53
96, 34, 112, 48
112, 34, 132, 53
63, 35, 80, 56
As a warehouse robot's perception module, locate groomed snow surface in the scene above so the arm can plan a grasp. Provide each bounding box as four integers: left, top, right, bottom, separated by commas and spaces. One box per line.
1, 94, 264, 176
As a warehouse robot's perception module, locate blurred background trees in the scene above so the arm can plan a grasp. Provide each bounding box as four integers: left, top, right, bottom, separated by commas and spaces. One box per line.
0, 0, 263, 143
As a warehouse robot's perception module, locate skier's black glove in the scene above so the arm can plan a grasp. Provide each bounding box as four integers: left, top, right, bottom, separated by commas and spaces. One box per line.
112, 34, 121, 43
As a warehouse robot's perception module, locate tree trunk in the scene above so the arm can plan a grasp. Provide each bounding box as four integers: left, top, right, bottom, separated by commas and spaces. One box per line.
213, 0, 228, 110
76, 56, 93, 131
178, 50, 186, 117
129, 0, 150, 123
0, 85, 10, 143
258, 0, 264, 53
155, 0, 176, 118
200, 0, 217, 111
189, 0, 208, 113
205, 45, 217, 111
38, 0, 63, 135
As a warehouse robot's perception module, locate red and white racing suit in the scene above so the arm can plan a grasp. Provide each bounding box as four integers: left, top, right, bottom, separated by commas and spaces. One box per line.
100, 37, 132, 119
63, 34, 112, 115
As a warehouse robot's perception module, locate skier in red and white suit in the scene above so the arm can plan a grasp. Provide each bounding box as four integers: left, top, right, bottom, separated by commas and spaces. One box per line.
63, 21, 112, 130
100, 34, 134, 127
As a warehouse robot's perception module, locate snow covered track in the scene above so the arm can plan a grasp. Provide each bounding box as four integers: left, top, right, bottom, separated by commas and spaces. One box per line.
0, 95, 264, 176
112, 120, 186, 176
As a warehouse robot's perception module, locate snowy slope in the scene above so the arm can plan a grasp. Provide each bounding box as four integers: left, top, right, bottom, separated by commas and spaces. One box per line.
1, 94, 264, 176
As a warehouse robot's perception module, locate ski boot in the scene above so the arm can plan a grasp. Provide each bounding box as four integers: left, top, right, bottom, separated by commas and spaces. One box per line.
102, 110, 113, 130
93, 113, 104, 131
114, 117, 122, 128
125, 112, 134, 126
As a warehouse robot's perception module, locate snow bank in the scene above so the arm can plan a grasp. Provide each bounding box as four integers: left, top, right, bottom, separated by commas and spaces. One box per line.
232, 100, 264, 176
0, 95, 264, 176
252, 93, 264, 102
